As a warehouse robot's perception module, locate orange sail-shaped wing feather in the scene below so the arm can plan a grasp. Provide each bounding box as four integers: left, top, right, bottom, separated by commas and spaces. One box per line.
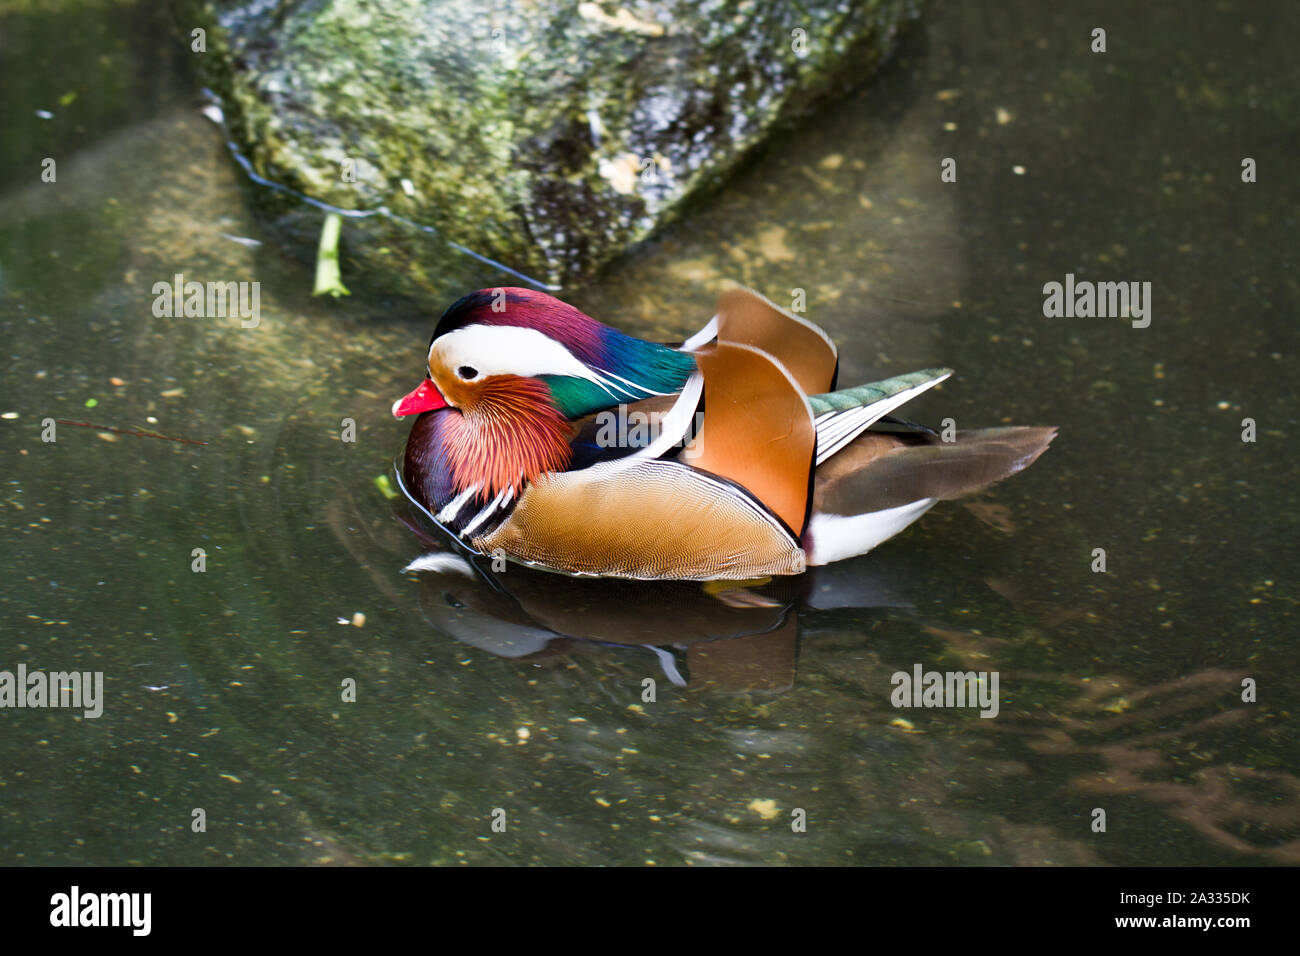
713, 287, 839, 394
685, 342, 817, 536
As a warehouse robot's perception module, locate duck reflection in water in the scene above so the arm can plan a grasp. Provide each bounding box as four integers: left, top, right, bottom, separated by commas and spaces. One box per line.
395, 508, 925, 694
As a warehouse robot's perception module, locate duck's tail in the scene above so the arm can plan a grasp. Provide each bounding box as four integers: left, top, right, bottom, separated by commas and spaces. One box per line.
802, 425, 1058, 566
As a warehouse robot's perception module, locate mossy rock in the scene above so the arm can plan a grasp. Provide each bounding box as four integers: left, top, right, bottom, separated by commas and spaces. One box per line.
178, 0, 919, 302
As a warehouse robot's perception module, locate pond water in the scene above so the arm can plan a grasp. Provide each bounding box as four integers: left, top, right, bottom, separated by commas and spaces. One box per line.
1, 0, 1295, 865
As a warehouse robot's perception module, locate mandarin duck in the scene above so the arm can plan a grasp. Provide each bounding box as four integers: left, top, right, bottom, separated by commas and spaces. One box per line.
391, 287, 1056, 580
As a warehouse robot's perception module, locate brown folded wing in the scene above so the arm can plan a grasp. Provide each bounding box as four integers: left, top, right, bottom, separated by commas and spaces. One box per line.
474, 459, 806, 580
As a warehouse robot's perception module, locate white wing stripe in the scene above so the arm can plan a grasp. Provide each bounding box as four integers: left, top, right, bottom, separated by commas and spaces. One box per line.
681, 315, 719, 351
813, 374, 951, 466
625, 371, 705, 464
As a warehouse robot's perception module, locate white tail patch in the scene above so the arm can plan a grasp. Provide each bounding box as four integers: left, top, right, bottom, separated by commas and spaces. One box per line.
805, 498, 936, 565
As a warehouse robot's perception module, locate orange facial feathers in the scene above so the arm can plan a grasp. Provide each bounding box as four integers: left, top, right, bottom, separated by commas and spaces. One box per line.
438, 375, 573, 501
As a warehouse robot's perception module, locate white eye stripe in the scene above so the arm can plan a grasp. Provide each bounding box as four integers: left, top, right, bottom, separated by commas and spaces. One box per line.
430, 325, 595, 382
429, 323, 671, 399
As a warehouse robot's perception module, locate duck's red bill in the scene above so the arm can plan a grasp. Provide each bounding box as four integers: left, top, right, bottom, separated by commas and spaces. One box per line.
392, 378, 448, 418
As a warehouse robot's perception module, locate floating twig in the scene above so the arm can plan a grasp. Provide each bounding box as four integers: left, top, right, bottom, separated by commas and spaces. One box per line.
54, 420, 209, 446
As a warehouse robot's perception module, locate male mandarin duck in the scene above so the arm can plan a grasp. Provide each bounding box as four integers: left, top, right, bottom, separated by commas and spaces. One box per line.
391, 286, 1056, 581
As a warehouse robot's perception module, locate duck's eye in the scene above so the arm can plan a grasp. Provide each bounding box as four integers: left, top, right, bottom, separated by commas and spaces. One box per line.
458, 366, 478, 380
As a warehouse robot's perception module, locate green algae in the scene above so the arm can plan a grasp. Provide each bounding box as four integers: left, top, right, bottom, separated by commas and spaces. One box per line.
178, 0, 919, 302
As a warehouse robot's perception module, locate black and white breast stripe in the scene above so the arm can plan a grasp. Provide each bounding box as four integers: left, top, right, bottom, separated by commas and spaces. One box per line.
393, 466, 520, 551
435, 481, 519, 542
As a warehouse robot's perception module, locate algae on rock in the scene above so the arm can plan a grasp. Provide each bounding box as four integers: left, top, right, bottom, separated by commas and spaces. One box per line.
180, 0, 920, 302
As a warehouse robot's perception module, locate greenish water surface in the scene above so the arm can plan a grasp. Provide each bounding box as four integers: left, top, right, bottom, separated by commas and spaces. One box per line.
0, 0, 1295, 865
